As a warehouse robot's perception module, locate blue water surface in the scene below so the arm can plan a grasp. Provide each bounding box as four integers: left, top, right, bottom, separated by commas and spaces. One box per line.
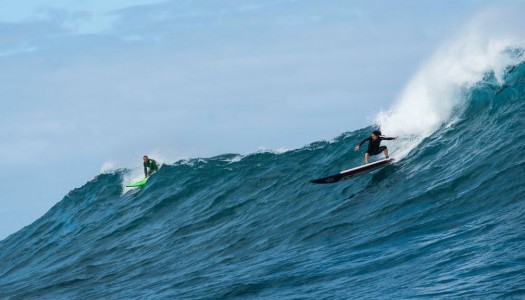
1, 64, 524, 299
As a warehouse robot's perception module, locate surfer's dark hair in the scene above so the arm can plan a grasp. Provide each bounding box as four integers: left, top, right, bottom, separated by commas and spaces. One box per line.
372, 130, 382, 136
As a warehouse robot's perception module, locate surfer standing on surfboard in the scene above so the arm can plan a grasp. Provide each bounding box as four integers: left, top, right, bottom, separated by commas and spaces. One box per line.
354, 130, 398, 164
143, 155, 159, 177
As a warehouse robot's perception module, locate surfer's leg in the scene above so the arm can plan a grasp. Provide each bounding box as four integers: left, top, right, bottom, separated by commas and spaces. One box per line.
383, 147, 389, 158
365, 153, 369, 164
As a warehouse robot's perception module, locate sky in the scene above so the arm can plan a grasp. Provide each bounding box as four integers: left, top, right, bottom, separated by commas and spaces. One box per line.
0, 0, 506, 240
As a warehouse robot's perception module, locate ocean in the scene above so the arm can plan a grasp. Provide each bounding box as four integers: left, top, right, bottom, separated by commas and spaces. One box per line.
1, 45, 525, 300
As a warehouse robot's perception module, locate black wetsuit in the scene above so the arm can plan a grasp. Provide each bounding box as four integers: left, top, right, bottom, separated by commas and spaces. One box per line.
359, 136, 395, 155
144, 159, 159, 177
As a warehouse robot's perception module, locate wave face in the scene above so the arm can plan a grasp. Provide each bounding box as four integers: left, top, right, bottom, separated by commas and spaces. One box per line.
1, 66, 525, 299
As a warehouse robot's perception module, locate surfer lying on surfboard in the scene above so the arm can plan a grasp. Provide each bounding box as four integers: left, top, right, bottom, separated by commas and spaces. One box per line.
354, 130, 398, 164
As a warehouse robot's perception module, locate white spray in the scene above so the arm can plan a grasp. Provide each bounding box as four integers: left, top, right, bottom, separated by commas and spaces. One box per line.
375, 5, 525, 159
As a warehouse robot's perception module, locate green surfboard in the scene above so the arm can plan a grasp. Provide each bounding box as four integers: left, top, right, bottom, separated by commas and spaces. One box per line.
126, 177, 149, 188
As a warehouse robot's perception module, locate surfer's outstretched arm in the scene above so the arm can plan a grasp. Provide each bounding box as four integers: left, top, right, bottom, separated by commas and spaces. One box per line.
355, 137, 371, 151
381, 136, 399, 141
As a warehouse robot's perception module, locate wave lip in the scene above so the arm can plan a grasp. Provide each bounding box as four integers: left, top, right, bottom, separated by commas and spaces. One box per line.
376, 7, 525, 160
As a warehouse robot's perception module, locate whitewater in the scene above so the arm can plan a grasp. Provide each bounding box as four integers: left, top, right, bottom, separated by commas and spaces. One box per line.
1, 9, 525, 300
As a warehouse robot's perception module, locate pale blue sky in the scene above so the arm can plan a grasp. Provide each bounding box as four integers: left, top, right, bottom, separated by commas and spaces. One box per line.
0, 0, 504, 239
